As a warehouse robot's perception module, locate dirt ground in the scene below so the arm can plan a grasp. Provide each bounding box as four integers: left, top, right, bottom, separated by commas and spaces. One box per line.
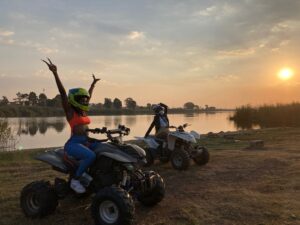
0, 128, 299, 225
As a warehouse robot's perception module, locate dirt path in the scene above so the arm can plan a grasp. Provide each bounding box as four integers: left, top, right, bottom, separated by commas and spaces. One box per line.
0, 128, 299, 225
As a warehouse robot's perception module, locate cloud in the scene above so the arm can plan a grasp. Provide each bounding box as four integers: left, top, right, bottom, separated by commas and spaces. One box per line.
197, 6, 217, 17
100, 79, 121, 87
0, 38, 15, 45
12, 40, 59, 54
194, 3, 236, 20
37, 47, 59, 54
127, 31, 145, 40
217, 48, 256, 58
0, 30, 14, 37
0, 29, 15, 45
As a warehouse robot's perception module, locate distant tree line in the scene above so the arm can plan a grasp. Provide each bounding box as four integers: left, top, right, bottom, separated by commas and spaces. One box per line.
0, 91, 223, 117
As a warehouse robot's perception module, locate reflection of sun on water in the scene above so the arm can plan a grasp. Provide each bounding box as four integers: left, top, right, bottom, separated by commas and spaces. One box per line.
278, 68, 294, 81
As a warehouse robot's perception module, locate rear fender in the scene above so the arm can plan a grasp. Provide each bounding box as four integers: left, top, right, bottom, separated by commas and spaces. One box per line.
135, 136, 159, 149
35, 148, 70, 174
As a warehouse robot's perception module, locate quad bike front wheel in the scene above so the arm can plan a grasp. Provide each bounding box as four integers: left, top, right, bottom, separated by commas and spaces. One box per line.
20, 180, 58, 218
91, 186, 134, 225
137, 171, 165, 206
170, 148, 190, 170
193, 147, 210, 166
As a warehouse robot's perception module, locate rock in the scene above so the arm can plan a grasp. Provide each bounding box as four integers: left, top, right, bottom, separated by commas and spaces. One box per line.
207, 132, 219, 138
247, 140, 264, 149
223, 133, 235, 139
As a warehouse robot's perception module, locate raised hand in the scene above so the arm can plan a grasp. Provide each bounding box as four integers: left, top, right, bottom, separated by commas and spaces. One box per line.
92, 74, 101, 85
41, 58, 57, 73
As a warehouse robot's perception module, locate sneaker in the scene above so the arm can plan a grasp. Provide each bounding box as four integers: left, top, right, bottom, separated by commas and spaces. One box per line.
70, 178, 86, 194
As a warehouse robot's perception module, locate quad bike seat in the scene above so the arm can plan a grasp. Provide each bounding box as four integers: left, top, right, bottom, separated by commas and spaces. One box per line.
35, 148, 79, 174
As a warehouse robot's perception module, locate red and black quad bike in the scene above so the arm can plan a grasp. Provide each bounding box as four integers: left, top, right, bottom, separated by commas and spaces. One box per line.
20, 125, 165, 225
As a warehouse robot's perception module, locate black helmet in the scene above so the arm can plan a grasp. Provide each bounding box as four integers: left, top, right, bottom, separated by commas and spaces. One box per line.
152, 104, 164, 114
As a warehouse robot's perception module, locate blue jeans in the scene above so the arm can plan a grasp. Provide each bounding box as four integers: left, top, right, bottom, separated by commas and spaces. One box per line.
64, 135, 99, 178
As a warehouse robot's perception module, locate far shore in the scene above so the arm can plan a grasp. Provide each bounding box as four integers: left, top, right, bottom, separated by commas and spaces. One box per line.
0, 104, 234, 118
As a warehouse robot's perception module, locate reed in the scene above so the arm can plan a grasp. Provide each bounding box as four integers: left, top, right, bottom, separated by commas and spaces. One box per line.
231, 102, 300, 128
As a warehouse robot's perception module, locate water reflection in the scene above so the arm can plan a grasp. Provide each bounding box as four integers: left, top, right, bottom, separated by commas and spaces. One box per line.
184, 113, 195, 117
104, 116, 112, 127
5, 113, 238, 149
125, 116, 137, 126
113, 116, 122, 127
17, 118, 66, 136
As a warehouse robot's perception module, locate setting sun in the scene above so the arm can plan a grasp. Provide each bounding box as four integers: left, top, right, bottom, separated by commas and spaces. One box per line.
278, 68, 294, 80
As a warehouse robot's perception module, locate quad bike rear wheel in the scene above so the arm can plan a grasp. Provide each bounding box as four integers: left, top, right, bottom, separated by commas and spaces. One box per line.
193, 147, 209, 166
20, 180, 58, 218
91, 186, 134, 225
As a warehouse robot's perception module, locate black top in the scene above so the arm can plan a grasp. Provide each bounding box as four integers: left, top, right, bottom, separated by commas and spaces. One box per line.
144, 103, 169, 137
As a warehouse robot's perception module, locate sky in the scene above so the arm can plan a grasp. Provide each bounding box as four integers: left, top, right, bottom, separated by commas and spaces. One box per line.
0, 0, 300, 108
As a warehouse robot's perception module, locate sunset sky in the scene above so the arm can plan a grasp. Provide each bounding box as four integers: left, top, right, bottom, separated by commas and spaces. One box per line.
0, 0, 300, 108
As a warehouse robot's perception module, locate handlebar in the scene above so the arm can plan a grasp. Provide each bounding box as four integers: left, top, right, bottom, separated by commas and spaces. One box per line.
87, 125, 130, 136
168, 123, 191, 131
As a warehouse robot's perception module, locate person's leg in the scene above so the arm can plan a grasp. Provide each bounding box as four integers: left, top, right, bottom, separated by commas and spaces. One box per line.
66, 143, 96, 178
65, 141, 96, 193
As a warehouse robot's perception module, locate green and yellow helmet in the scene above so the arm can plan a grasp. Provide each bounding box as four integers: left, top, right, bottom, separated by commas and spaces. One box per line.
68, 88, 90, 111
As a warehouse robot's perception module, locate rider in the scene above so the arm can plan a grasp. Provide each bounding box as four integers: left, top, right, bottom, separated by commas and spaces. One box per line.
144, 103, 169, 139
43, 58, 100, 194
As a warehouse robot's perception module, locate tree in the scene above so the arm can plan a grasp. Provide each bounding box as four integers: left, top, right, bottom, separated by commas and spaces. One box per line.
14, 92, 29, 105
28, 92, 38, 106
0, 96, 9, 106
113, 98, 122, 109
184, 102, 195, 110
125, 97, 137, 109
103, 98, 113, 109
38, 93, 48, 106
46, 94, 61, 107
146, 103, 151, 109
52, 94, 62, 107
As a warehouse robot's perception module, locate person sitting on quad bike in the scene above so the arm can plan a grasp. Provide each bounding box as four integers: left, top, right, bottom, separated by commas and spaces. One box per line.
145, 103, 169, 140
42, 58, 100, 194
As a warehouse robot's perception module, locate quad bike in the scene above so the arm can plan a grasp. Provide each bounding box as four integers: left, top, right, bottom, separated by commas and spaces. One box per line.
136, 123, 209, 170
20, 125, 165, 225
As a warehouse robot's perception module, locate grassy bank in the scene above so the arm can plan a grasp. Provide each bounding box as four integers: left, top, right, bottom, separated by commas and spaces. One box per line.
0, 128, 300, 225
230, 103, 300, 129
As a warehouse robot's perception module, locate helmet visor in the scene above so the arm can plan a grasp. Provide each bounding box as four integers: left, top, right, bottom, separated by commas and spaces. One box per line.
75, 95, 90, 106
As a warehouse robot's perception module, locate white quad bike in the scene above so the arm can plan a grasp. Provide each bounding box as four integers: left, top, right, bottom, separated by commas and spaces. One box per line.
136, 123, 209, 170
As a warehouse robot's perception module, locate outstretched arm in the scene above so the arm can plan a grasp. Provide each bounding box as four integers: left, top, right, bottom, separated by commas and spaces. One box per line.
159, 102, 168, 114
42, 58, 71, 119
89, 74, 101, 99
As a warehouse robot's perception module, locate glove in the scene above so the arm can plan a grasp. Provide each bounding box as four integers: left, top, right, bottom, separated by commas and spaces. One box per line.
94, 128, 101, 133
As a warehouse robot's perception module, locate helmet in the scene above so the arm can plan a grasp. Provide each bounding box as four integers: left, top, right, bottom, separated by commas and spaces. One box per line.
152, 104, 164, 114
68, 88, 90, 111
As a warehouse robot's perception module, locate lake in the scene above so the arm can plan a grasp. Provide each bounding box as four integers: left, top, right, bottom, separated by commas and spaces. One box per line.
5, 112, 237, 150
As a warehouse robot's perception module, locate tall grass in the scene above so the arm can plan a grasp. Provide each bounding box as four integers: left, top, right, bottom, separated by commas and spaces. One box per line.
230, 102, 300, 129
0, 119, 17, 151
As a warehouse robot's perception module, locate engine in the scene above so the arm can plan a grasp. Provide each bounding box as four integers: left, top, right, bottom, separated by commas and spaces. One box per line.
89, 156, 123, 190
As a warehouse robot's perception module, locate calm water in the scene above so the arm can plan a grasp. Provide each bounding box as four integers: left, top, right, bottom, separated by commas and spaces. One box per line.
5, 112, 236, 150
